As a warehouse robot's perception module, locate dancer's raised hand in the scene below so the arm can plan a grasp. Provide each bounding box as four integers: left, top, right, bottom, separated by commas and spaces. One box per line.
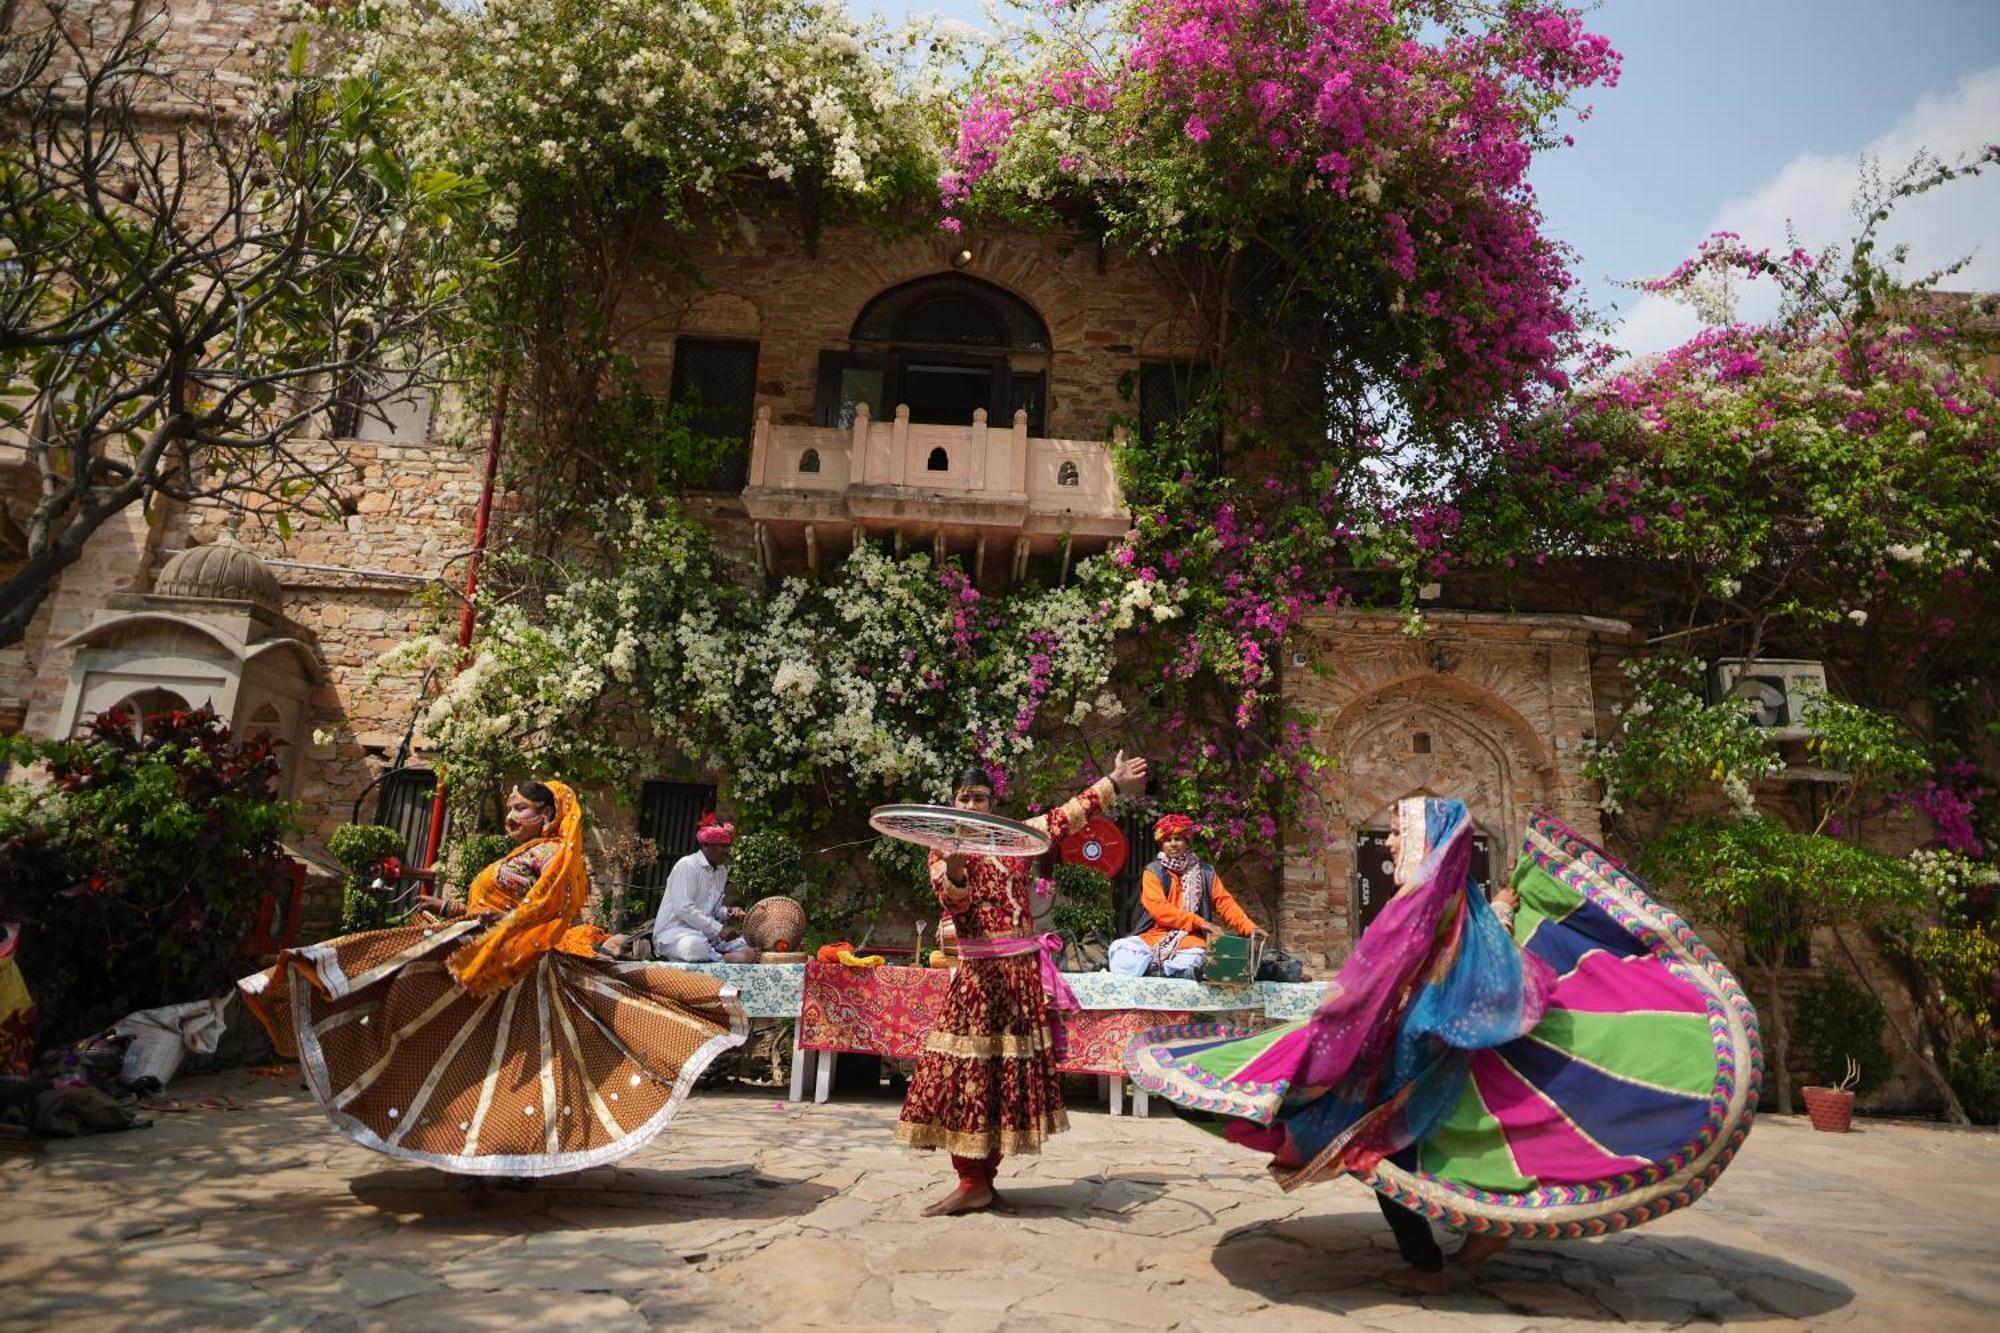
1110, 749, 1148, 797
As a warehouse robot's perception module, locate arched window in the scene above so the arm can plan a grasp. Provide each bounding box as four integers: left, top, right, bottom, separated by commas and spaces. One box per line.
1056, 460, 1080, 487
246, 701, 285, 744
103, 687, 193, 738
817, 274, 1051, 434
926, 447, 950, 472
798, 448, 821, 474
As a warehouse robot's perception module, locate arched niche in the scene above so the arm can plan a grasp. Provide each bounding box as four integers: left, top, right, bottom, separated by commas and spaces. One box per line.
1281, 673, 1557, 968
55, 613, 323, 797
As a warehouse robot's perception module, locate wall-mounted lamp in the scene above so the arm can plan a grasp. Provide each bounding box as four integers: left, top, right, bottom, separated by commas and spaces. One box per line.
950, 247, 974, 269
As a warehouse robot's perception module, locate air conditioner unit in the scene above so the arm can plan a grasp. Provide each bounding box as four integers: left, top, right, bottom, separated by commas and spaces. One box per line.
1708, 659, 1828, 739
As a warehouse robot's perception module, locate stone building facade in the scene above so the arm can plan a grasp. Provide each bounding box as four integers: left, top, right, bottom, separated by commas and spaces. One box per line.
2, 0, 1963, 1111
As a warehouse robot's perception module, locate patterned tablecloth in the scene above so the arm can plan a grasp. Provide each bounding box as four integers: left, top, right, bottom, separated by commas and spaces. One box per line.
655, 961, 806, 1017
659, 961, 1322, 1020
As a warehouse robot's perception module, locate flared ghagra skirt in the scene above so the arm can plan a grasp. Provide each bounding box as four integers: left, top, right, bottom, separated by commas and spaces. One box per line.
1128, 814, 1761, 1238
242, 919, 747, 1175
896, 953, 1068, 1157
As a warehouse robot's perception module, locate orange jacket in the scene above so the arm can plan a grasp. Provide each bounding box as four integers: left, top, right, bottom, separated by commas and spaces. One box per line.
1134, 861, 1258, 952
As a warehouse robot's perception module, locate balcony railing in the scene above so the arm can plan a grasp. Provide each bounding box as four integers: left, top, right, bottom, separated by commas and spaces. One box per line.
743, 404, 1126, 537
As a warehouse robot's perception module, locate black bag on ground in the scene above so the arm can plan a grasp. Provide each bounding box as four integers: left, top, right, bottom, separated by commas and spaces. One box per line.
1256, 951, 1303, 983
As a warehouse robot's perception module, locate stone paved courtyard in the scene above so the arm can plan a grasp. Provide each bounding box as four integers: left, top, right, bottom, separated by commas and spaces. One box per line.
2, 1068, 1996, 1332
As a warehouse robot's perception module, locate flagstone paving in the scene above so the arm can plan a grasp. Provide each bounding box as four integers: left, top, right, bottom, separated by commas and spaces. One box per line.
2, 1069, 1996, 1331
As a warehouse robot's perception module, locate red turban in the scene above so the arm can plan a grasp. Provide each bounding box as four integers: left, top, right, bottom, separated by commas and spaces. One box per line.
1153, 813, 1196, 842
696, 813, 735, 846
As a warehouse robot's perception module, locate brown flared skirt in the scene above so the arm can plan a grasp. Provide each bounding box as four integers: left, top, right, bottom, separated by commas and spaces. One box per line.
241, 920, 746, 1176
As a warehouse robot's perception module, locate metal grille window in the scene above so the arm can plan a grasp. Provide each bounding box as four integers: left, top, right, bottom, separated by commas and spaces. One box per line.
373, 768, 438, 868
631, 780, 719, 901
670, 338, 760, 490
1138, 360, 1222, 475
1112, 811, 1161, 938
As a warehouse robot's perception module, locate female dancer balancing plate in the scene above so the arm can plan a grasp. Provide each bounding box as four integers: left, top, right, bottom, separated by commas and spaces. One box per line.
878, 753, 1147, 1216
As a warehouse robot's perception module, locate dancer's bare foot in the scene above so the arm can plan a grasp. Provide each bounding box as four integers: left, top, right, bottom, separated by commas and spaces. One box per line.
1401, 1265, 1449, 1294
1455, 1233, 1509, 1267
921, 1182, 995, 1216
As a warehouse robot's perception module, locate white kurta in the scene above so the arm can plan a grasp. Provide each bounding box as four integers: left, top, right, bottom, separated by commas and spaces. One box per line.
652, 850, 739, 961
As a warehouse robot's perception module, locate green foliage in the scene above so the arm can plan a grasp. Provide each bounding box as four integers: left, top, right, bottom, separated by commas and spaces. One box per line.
329, 824, 407, 874
798, 836, 935, 949
1050, 862, 1114, 943
329, 824, 408, 931
1891, 849, 2000, 1047
445, 834, 517, 898
1947, 1038, 2000, 1125
1585, 655, 1780, 820
1639, 816, 1923, 967
730, 829, 807, 902
1907, 924, 2000, 1033
1794, 969, 1893, 1096
1798, 690, 1930, 830
0, 708, 296, 1041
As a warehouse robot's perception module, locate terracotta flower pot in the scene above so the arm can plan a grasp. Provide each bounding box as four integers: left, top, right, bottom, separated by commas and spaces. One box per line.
1801, 1085, 1856, 1133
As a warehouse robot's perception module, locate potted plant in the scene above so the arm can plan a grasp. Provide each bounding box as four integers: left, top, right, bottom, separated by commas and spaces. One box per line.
1801, 1058, 1861, 1133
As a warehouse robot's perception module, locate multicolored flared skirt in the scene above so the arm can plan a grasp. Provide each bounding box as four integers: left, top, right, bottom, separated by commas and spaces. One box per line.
241, 919, 747, 1176
1127, 814, 1761, 1238
896, 953, 1068, 1157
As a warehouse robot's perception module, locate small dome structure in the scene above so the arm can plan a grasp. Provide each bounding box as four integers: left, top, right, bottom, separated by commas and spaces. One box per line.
153, 542, 284, 615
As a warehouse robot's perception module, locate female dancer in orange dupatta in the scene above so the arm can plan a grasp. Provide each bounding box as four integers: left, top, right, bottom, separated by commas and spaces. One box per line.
242, 781, 746, 1175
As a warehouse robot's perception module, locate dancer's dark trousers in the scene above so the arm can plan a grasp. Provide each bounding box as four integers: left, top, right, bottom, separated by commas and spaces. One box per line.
1376, 1193, 1444, 1272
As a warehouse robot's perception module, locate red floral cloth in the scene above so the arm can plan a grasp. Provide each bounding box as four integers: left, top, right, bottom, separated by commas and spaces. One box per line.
893, 778, 1114, 1157
801, 961, 1189, 1076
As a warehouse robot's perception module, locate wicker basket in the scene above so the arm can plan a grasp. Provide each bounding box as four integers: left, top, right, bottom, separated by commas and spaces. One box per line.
742, 895, 807, 953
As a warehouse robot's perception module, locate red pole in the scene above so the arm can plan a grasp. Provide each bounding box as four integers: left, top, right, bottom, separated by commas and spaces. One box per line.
419, 378, 508, 877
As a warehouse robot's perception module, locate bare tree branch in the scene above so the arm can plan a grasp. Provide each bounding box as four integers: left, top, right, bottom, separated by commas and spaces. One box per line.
0, 1, 483, 646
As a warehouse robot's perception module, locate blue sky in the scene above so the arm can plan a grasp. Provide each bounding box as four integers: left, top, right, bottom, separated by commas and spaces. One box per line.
867, 0, 2000, 356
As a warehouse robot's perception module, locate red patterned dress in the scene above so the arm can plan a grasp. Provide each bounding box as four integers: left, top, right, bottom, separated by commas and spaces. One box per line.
895, 777, 1113, 1164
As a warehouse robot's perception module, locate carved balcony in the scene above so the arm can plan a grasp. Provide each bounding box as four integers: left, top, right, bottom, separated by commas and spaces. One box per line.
740, 404, 1128, 583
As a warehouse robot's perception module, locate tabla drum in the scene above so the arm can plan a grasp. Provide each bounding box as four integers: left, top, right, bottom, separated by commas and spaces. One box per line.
742, 896, 807, 953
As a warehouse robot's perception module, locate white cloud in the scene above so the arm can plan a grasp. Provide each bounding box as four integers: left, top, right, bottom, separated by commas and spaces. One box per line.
1612, 66, 2000, 360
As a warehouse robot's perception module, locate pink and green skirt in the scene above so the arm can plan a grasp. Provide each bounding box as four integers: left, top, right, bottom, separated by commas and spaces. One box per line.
1126, 814, 1761, 1238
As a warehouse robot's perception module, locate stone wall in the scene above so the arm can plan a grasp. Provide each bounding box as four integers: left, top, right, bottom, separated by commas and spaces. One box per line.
617, 218, 1191, 443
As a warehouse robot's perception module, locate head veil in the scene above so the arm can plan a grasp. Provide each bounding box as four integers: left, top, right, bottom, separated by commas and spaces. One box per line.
1219, 796, 1555, 1181
449, 781, 591, 996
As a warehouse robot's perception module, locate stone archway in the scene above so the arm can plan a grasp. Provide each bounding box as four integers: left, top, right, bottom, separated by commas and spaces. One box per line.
1277, 609, 1622, 969
1332, 678, 1555, 857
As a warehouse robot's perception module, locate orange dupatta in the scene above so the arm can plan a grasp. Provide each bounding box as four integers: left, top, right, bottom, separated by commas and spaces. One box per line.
447, 781, 604, 996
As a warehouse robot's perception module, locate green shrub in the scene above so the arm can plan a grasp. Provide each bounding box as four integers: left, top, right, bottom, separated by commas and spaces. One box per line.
731, 828, 806, 901
446, 833, 517, 898
1795, 969, 1893, 1096
329, 823, 408, 931
1948, 1038, 2000, 1125
0, 707, 295, 1040
1050, 861, 1114, 942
